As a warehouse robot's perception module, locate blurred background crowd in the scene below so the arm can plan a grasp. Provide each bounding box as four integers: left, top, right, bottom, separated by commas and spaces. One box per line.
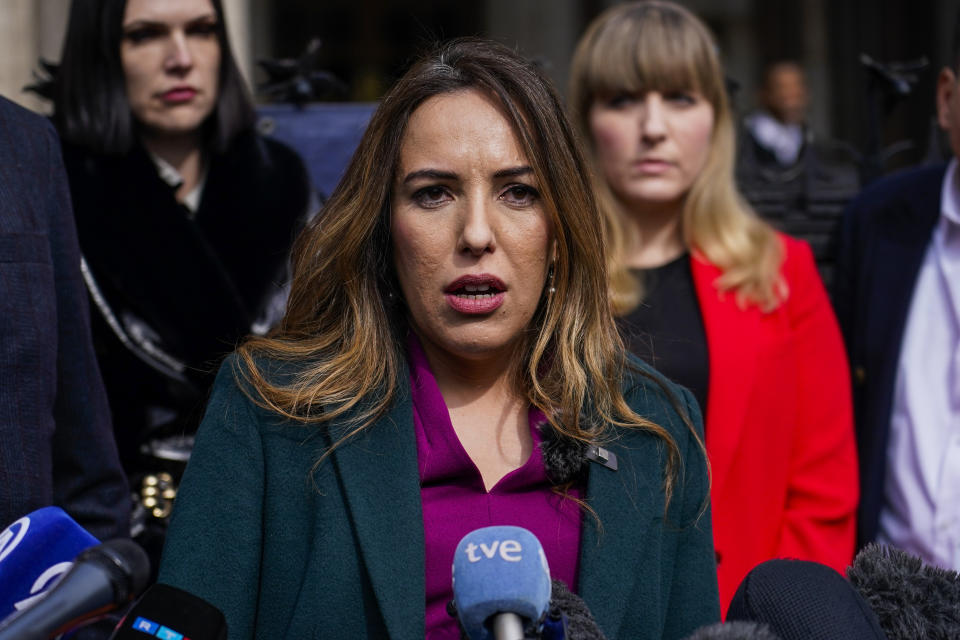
0, 0, 952, 166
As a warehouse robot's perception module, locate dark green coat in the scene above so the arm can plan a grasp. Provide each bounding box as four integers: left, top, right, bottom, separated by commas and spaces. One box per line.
158, 355, 719, 639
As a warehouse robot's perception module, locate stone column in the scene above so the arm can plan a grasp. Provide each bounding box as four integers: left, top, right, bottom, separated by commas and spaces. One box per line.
801, 0, 831, 138
0, 0, 41, 110
222, 0, 254, 90
0, 0, 71, 111
485, 0, 580, 98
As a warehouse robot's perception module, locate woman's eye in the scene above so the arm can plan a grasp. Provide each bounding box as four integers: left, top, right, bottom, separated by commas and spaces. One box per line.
664, 91, 697, 105
123, 26, 164, 44
501, 184, 539, 206
607, 93, 637, 109
412, 186, 451, 208
187, 21, 219, 37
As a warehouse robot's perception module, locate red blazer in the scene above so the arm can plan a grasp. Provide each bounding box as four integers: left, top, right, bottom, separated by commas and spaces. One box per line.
691, 235, 858, 615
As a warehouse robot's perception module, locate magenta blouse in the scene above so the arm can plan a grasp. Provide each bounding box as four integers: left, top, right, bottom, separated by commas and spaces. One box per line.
407, 335, 583, 639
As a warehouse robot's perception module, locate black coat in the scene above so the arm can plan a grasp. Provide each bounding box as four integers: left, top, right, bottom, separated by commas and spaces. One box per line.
61, 132, 312, 471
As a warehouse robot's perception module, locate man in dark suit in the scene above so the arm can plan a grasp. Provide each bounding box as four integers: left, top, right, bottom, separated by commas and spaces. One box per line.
0, 94, 129, 541
834, 18, 960, 570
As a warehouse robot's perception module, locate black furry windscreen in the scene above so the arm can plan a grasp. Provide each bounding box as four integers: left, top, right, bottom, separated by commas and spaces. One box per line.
847, 543, 960, 640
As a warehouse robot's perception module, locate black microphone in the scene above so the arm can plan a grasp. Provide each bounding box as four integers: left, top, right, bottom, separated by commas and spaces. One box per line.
109, 583, 227, 640
725, 558, 886, 640
847, 543, 960, 640
0, 538, 149, 640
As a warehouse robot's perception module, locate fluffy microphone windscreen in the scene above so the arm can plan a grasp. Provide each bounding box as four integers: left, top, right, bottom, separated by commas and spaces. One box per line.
452, 525, 551, 640
682, 620, 782, 640
725, 559, 886, 640
0, 507, 98, 620
847, 543, 960, 640
544, 579, 607, 640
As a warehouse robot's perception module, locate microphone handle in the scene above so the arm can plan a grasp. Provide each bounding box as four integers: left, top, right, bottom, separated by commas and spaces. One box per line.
491, 612, 526, 640
0, 563, 115, 640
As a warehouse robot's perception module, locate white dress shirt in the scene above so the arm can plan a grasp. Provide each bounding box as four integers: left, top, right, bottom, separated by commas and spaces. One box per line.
147, 150, 207, 215
745, 111, 804, 166
878, 158, 960, 570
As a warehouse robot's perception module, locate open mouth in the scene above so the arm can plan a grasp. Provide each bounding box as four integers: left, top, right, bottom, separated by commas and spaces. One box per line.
444, 275, 507, 314
449, 282, 503, 299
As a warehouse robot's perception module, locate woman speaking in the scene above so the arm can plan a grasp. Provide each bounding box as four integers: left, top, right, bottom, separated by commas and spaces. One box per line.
569, 1, 858, 614
159, 38, 719, 639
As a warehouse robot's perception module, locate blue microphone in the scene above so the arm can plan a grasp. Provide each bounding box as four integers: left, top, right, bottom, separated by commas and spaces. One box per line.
452, 525, 552, 640
0, 507, 99, 620
0, 538, 149, 640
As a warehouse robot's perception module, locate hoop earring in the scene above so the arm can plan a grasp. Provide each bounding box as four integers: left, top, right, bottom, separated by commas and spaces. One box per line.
547, 264, 556, 295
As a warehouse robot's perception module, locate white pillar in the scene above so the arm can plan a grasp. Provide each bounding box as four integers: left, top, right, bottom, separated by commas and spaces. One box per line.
0, 0, 71, 112
0, 0, 41, 110
38, 0, 71, 61
222, 0, 254, 91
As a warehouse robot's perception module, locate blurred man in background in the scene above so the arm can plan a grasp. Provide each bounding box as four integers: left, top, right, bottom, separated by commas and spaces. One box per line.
745, 61, 810, 168
738, 60, 859, 290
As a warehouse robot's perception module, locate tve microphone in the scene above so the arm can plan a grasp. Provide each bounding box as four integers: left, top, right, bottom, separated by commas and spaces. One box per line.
109, 583, 227, 640
0, 538, 150, 640
452, 525, 552, 640
0, 506, 99, 620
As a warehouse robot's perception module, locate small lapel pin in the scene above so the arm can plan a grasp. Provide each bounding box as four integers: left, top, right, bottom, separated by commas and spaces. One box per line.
586, 446, 618, 471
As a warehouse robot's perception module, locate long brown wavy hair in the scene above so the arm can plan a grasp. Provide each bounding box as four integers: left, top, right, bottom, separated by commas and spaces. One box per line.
570, 1, 784, 315
236, 38, 693, 504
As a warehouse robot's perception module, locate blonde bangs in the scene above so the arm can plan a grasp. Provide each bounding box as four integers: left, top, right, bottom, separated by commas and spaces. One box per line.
574, 2, 723, 111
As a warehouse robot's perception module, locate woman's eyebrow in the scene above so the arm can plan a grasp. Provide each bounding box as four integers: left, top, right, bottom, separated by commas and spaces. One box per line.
122, 19, 165, 29
186, 13, 219, 25
402, 169, 458, 183
493, 166, 534, 179
122, 13, 217, 29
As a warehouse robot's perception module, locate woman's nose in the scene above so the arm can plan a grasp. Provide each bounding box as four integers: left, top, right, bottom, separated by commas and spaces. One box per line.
639, 94, 667, 142
459, 199, 496, 256
164, 32, 193, 72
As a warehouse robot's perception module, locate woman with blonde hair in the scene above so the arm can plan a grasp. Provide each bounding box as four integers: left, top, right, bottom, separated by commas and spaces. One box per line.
570, 0, 858, 614
158, 38, 719, 638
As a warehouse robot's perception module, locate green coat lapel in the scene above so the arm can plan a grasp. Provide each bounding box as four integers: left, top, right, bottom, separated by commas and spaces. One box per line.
329, 375, 668, 639
578, 435, 662, 637
330, 380, 425, 640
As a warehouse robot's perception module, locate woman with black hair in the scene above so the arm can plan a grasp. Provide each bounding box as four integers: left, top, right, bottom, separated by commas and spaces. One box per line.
42, 0, 313, 529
